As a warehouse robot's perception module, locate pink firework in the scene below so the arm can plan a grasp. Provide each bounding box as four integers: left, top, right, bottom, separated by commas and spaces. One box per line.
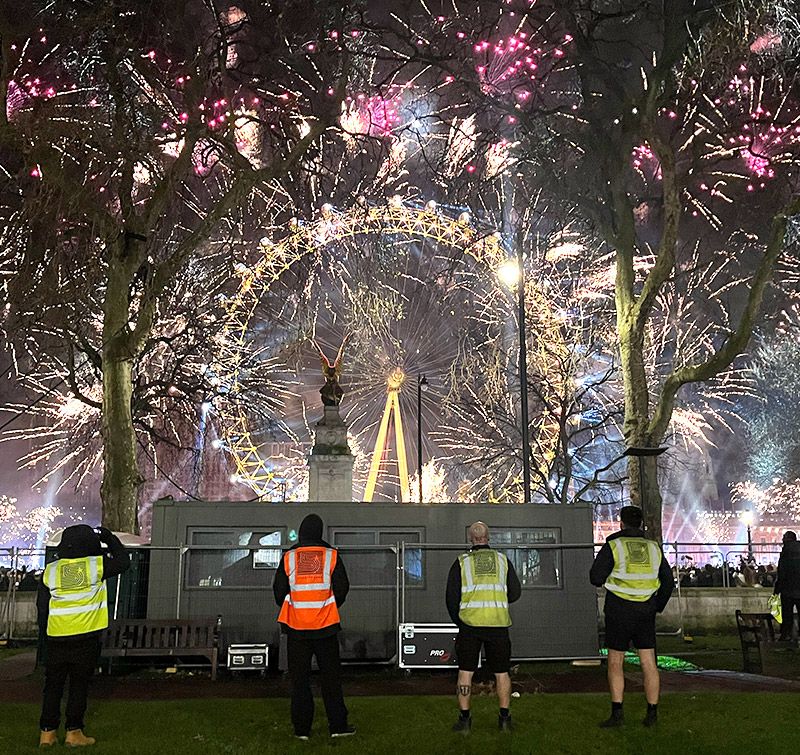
347, 92, 401, 137
750, 33, 782, 55
6, 81, 29, 119
742, 145, 772, 177
472, 33, 571, 100
632, 143, 662, 180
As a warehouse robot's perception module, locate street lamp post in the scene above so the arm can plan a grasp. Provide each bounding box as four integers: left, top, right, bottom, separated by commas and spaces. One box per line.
515, 236, 532, 505
497, 235, 531, 505
417, 374, 429, 504
741, 510, 754, 561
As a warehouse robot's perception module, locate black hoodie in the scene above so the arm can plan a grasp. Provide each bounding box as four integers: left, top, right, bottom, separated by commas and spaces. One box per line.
37, 525, 131, 637
590, 528, 674, 614
272, 514, 350, 638
775, 539, 800, 598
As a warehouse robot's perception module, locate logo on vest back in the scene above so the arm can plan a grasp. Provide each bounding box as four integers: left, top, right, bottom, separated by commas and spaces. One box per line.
60, 561, 89, 589
473, 551, 497, 576
624, 541, 650, 564
297, 551, 323, 576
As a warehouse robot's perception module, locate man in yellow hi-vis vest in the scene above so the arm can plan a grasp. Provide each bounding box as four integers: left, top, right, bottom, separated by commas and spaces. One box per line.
446, 522, 521, 734
37, 525, 129, 747
590, 506, 673, 729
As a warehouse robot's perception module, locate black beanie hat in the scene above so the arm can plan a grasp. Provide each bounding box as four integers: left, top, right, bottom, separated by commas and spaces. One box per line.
56, 525, 103, 558
619, 506, 644, 529
298, 514, 324, 544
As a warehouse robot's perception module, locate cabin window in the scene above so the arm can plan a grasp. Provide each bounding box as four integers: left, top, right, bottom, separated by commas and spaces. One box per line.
331, 528, 424, 588
482, 527, 562, 588
186, 528, 284, 588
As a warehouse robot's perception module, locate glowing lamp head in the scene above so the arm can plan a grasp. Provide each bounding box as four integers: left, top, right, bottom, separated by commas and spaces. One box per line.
741, 510, 754, 527
387, 367, 406, 391
497, 259, 521, 289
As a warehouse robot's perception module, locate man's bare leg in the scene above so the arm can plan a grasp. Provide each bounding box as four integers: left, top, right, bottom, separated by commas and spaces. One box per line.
453, 670, 474, 732
607, 649, 625, 702
638, 649, 659, 704
457, 669, 474, 712
599, 649, 626, 727
495, 673, 511, 709
639, 648, 660, 726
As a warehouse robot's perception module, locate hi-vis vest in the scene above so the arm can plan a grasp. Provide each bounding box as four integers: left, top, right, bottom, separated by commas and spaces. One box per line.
458, 549, 512, 628
605, 537, 662, 602
277, 546, 340, 630
43, 556, 108, 637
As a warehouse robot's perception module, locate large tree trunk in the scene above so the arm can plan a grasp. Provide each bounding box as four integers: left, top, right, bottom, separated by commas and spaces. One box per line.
100, 259, 141, 533
628, 453, 663, 541
618, 291, 665, 540
101, 356, 141, 532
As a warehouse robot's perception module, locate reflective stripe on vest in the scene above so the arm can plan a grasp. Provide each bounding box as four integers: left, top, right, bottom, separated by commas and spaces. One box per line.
277, 547, 340, 630
605, 538, 662, 602
458, 549, 512, 628
43, 556, 108, 637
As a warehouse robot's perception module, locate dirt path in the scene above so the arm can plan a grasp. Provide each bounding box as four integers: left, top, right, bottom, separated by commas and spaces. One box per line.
2, 653, 800, 703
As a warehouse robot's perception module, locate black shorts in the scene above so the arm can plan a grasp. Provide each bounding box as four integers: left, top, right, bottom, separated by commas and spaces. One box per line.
455, 630, 511, 674
604, 605, 657, 651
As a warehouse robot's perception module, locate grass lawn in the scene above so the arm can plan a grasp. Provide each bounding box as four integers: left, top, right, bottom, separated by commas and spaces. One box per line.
1, 693, 794, 754
0, 645, 33, 661
658, 633, 800, 677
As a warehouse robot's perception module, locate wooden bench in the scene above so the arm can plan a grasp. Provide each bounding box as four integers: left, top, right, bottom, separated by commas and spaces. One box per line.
102, 617, 222, 680
735, 610, 776, 674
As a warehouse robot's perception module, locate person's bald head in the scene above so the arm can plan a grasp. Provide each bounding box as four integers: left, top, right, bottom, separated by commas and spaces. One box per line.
468, 521, 490, 545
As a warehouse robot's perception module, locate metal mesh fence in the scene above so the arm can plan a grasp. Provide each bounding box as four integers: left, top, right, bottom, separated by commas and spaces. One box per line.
0, 540, 790, 653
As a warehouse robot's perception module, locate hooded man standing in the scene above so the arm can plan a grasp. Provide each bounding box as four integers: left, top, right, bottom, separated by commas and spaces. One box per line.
774, 530, 800, 641
37, 524, 130, 747
273, 514, 353, 740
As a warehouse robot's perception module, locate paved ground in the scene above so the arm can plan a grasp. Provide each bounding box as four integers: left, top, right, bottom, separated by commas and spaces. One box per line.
3, 649, 800, 703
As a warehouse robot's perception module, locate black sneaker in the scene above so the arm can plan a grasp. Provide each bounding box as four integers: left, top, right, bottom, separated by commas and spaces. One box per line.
452, 717, 471, 734
643, 710, 658, 728
499, 715, 514, 732
330, 726, 356, 738
599, 712, 624, 728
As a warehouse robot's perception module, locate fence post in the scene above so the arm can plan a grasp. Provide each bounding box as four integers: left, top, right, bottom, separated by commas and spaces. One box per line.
113, 574, 122, 621
9, 547, 18, 641
673, 541, 685, 638
722, 550, 729, 588
1, 549, 11, 639
176, 546, 187, 619
399, 541, 406, 626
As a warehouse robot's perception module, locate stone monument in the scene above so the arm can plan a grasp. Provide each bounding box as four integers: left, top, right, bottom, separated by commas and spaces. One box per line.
308, 342, 354, 502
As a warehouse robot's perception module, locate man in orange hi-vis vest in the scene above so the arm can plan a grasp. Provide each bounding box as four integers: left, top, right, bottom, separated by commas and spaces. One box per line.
273, 514, 353, 740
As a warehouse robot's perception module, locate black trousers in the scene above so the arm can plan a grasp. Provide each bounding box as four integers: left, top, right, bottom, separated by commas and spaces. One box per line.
286, 633, 348, 736
780, 596, 800, 639
40, 634, 101, 731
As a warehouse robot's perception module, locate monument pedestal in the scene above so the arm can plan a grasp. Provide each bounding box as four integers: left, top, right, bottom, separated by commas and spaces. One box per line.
308, 405, 354, 502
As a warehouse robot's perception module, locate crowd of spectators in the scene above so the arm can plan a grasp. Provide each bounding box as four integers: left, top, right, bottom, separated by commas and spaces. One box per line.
674, 555, 778, 588
0, 565, 43, 592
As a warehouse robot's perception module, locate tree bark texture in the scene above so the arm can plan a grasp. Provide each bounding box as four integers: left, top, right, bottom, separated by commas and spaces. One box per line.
100, 256, 141, 533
